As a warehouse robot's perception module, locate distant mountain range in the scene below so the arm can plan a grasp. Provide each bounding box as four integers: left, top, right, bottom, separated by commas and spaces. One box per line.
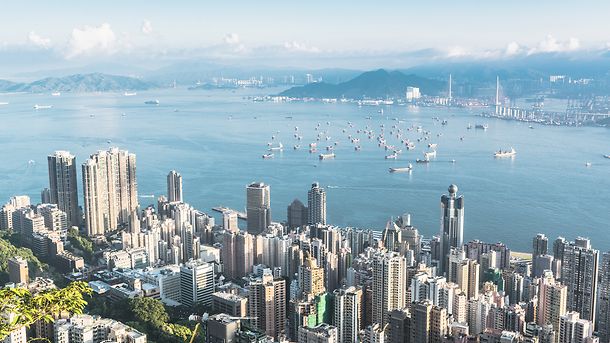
0, 73, 152, 93
279, 69, 444, 99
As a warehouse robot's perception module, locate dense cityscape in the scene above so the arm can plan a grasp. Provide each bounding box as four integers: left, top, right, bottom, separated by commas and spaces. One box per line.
0, 146, 607, 343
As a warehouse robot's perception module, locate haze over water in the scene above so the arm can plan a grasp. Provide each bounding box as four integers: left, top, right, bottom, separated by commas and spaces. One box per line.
1, 88, 608, 252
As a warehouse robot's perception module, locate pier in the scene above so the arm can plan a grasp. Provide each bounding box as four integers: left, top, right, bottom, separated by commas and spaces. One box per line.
212, 206, 247, 220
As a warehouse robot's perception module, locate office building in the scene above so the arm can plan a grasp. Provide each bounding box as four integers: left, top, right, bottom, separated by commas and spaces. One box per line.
559, 311, 594, 343
439, 184, 464, 276
299, 255, 325, 297
207, 314, 241, 343
537, 272, 567, 334
223, 210, 239, 233
307, 182, 326, 225
406, 87, 421, 102
82, 148, 138, 236
388, 308, 410, 343
372, 252, 407, 327
287, 199, 308, 228
180, 260, 215, 307
48, 151, 80, 227
561, 237, 598, 324
167, 170, 183, 203
411, 300, 432, 343
212, 292, 248, 317
53, 314, 146, 343
597, 252, 610, 343
533, 233, 548, 259
246, 182, 271, 235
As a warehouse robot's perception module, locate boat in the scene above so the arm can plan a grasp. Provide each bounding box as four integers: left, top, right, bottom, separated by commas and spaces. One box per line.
424, 151, 437, 159
585, 162, 592, 167
604, 155, 610, 159
144, 99, 160, 105
354, 146, 361, 151
293, 145, 300, 150
467, 123, 472, 130
385, 154, 398, 160
124, 92, 137, 96
51, 92, 61, 96
428, 143, 438, 149
494, 148, 516, 158
34, 104, 52, 109
262, 153, 274, 159
269, 143, 284, 151
389, 164, 413, 173
416, 158, 430, 164
529, 125, 534, 129
0, 102, 8, 105
319, 153, 335, 160
475, 124, 488, 130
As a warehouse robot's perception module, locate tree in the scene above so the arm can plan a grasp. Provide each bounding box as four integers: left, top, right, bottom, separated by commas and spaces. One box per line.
0, 281, 91, 340
129, 297, 169, 328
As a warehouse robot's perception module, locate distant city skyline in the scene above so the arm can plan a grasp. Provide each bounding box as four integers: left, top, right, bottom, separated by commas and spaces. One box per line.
1, 1, 610, 73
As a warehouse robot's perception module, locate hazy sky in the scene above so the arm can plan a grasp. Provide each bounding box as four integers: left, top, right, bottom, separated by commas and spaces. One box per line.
1, 1, 609, 70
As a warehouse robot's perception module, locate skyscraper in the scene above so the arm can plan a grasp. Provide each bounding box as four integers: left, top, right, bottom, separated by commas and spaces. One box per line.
439, 184, 464, 276
533, 233, 549, 258
48, 151, 79, 227
411, 300, 432, 343
167, 170, 183, 203
246, 182, 271, 235
561, 237, 598, 325
597, 252, 610, 343
248, 271, 286, 339
372, 252, 407, 327
537, 272, 567, 334
307, 182, 326, 225
287, 199, 308, 228
559, 311, 594, 343
82, 148, 138, 236
334, 286, 362, 343
299, 255, 325, 297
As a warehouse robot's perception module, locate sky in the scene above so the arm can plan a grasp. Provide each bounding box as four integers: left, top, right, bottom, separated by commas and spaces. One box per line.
1, 1, 609, 73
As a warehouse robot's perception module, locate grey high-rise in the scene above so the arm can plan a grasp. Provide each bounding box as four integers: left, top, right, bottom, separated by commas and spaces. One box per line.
307, 182, 326, 225
597, 252, 610, 343
167, 170, 183, 203
561, 237, 599, 325
533, 233, 548, 258
48, 151, 79, 227
246, 182, 271, 235
439, 184, 464, 276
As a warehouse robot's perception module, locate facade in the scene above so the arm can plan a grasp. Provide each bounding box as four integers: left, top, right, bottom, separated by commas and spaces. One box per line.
167, 170, 183, 203
53, 314, 146, 343
212, 292, 248, 317
333, 286, 362, 343
8, 256, 28, 284
372, 252, 407, 327
597, 252, 610, 343
246, 182, 271, 235
561, 237, 598, 324
439, 184, 464, 276
247, 272, 286, 339
559, 311, 594, 343
299, 255, 325, 297
207, 314, 241, 343
307, 182, 326, 225
298, 323, 338, 343
82, 148, 138, 236
287, 199, 308, 228
47, 151, 80, 227
179, 260, 215, 307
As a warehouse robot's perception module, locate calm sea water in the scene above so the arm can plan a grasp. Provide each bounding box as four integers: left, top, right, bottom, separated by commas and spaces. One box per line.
0, 88, 609, 252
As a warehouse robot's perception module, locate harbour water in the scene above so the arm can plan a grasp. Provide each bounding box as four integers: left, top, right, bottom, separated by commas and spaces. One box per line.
0, 88, 609, 251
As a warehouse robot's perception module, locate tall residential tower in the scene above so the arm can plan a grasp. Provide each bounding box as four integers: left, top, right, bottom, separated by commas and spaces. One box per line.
439, 184, 464, 275
48, 151, 79, 227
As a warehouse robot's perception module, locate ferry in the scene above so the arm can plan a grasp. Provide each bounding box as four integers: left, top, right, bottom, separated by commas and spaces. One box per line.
34, 104, 52, 110
124, 92, 137, 96
144, 99, 160, 105
389, 164, 413, 173
319, 153, 335, 160
494, 148, 516, 158
269, 143, 284, 151
475, 124, 488, 130
262, 153, 274, 159
385, 153, 398, 160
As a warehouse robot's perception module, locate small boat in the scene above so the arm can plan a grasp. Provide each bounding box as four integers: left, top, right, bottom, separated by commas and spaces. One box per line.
604, 155, 610, 159
475, 124, 488, 130
585, 162, 592, 167
262, 153, 274, 159
144, 99, 160, 105
319, 153, 335, 160
529, 125, 534, 129
467, 124, 472, 129
51, 92, 61, 96
385, 154, 398, 160
424, 151, 437, 159
428, 143, 438, 149
124, 92, 137, 96
34, 104, 52, 110
354, 146, 361, 151
309, 148, 317, 153
269, 143, 284, 151
293, 145, 300, 150
416, 158, 430, 164
122, 112, 127, 116
389, 164, 413, 173
309, 143, 317, 148
0, 102, 8, 105
494, 148, 516, 158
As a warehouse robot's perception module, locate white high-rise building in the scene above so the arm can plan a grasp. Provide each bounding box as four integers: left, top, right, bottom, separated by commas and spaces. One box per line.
307, 182, 326, 225
48, 151, 80, 227
559, 311, 594, 343
372, 252, 407, 327
180, 260, 215, 307
334, 286, 362, 343
405, 86, 421, 102
82, 148, 138, 237
298, 323, 338, 343
246, 182, 271, 235
167, 170, 183, 203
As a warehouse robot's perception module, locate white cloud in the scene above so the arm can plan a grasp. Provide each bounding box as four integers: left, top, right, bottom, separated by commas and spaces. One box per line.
283, 41, 320, 53
530, 35, 580, 54
28, 31, 51, 49
223, 33, 240, 45
446, 46, 468, 58
505, 41, 522, 56
65, 23, 117, 59
141, 20, 153, 35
